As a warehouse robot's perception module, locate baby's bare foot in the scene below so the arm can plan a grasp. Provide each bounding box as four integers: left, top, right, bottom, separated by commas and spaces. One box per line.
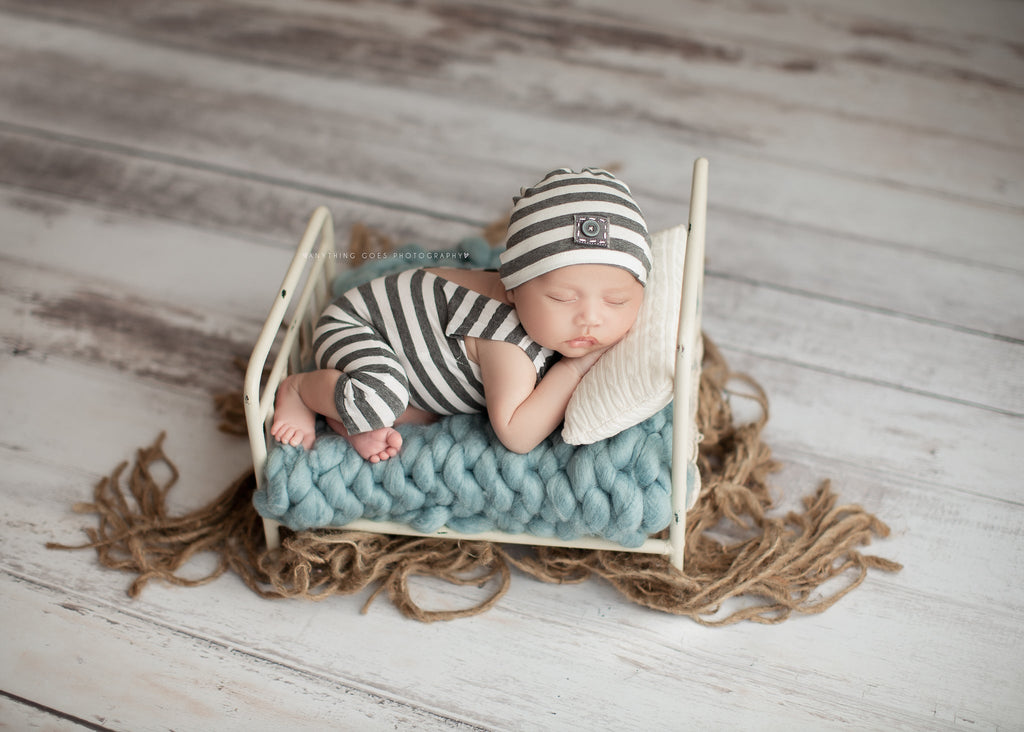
348, 427, 403, 463
270, 374, 316, 450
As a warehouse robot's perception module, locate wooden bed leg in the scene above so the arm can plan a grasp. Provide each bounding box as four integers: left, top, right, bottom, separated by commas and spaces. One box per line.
263, 518, 282, 551
669, 520, 684, 571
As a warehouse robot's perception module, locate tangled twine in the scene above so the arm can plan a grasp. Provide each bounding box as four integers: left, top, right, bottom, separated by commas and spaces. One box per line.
49, 333, 900, 623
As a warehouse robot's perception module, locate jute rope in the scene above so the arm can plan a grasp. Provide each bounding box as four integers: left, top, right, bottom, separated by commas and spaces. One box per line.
48, 224, 900, 623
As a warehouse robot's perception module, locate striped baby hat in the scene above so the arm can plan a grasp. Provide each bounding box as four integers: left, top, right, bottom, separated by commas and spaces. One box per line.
498, 168, 653, 290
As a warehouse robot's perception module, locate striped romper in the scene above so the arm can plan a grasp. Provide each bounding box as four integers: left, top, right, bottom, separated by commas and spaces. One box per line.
312, 268, 559, 435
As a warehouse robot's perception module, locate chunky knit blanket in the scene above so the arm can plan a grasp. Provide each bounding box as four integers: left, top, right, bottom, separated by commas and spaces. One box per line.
255, 406, 676, 547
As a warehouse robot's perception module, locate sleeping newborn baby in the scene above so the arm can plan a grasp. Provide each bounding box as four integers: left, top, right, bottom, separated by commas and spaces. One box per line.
271, 168, 652, 462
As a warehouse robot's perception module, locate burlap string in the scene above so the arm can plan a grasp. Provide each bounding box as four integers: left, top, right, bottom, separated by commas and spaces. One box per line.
49, 220, 899, 622
49, 332, 900, 623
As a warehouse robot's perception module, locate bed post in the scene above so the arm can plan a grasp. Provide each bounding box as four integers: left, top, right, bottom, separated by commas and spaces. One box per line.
669, 157, 708, 570
244, 206, 336, 552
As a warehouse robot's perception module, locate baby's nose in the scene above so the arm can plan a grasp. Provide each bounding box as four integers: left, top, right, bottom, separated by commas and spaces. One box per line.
575, 302, 601, 326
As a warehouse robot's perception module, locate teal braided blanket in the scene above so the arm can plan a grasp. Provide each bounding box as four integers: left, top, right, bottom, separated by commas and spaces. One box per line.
255, 407, 673, 546
252, 236, 675, 547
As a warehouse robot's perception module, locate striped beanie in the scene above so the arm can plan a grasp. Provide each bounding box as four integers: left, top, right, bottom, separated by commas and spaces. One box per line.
498, 168, 653, 290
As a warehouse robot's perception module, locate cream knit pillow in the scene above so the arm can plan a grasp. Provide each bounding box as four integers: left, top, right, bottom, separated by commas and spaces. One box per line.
561, 225, 687, 445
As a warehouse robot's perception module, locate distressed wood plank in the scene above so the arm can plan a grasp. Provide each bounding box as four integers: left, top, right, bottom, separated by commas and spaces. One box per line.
1, 256, 258, 398
4, 138, 1023, 343
705, 278, 1024, 413
0, 132, 484, 255
763, 452, 1024, 616
0, 572, 482, 731
0, 355, 253, 505
0, 695, 95, 732
718, 349, 1024, 502
0, 9, 1021, 272
709, 213, 1024, 342
2, 0, 1021, 151
578, 0, 1024, 105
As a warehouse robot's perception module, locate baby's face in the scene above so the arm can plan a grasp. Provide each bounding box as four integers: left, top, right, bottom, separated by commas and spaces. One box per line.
509, 264, 644, 358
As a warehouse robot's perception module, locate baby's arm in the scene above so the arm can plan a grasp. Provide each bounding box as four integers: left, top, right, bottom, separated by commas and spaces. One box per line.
475, 340, 606, 454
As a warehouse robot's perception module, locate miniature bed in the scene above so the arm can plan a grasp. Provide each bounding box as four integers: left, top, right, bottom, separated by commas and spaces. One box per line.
244, 159, 708, 570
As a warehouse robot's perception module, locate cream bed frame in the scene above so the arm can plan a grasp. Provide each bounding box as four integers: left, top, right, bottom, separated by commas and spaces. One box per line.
244, 158, 707, 570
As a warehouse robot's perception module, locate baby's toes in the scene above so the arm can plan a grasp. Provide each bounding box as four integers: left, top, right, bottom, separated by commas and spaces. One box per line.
277, 425, 298, 445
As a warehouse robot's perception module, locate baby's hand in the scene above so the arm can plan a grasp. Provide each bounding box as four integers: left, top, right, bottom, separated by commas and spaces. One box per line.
563, 346, 611, 378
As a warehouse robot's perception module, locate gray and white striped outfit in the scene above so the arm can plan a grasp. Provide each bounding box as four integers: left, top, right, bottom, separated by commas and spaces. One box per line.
313, 268, 558, 435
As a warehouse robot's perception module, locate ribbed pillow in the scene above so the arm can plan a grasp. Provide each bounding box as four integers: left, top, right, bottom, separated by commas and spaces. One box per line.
562, 225, 687, 444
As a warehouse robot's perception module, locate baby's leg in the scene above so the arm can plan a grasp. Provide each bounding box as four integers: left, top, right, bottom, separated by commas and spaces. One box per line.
272, 367, 413, 461
273, 302, 421, 459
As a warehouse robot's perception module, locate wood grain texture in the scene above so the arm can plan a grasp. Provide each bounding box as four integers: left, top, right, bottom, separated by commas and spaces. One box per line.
1, 0, 1021, 729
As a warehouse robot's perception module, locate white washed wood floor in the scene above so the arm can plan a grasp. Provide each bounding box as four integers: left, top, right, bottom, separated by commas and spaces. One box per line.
1, 1, 1022, 729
